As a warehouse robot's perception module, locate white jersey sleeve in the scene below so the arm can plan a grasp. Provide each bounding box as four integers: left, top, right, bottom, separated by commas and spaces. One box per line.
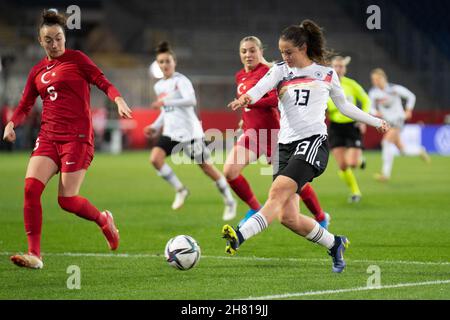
330, 71, 382, 128
246, 64, 283, 103
393, 84, 416, 110
150, 110, 164, 130
162, 76, 197, 107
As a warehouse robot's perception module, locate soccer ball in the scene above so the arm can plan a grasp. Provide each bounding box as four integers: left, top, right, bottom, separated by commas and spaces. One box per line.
164, 235, 201, 270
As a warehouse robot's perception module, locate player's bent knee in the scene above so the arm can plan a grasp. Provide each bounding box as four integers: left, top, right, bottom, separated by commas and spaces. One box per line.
58, 196, 70, 211
58, 196, 80, 213
347, 161, 358, 169
198, 162, 211, 172
267, 187, 290, 208
150, 155, 164, 169
279, 213, 295, 228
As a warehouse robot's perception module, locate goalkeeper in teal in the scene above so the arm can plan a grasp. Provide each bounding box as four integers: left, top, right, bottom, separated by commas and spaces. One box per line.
327, 56, 371, 203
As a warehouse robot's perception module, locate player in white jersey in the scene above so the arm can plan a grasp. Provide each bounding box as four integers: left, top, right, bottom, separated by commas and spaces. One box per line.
144, 42, 236, 220
369, 68, 430, 182
221, 20, 388, 273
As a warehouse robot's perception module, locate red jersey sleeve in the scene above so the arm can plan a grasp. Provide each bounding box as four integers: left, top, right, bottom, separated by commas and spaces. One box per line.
10, 67, 39, 127
76, 50, 121, 102
235, 65, 278, 110
246, 89, 278, 109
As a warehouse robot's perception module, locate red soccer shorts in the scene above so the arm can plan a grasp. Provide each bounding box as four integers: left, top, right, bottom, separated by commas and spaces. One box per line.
236, 129, 277, 163
31, 136, 94, 172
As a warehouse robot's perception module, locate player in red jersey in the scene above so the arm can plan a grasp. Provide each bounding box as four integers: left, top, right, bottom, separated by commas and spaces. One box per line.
2, 10, 132, 269
223, 36, 330, 229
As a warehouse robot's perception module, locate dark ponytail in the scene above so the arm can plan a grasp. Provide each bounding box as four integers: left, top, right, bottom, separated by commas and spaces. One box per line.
280, 19, 332, 65
155, 41, 176, 60
39, 9, 66, 34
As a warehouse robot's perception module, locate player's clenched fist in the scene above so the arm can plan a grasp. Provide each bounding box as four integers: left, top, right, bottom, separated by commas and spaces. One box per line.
377, 119, 390, 133
228, 94, 252, 110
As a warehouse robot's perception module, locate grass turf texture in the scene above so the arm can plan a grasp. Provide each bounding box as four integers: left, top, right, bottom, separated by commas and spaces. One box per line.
0, 151, 449, 300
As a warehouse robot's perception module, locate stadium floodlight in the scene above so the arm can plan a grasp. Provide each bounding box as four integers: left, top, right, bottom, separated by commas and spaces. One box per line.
149, 60, 164, 79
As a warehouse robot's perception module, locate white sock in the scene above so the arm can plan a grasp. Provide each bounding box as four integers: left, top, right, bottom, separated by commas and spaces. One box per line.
382, 141, 396, 178
239, 212, 268, 241
158, 164, 183, 191
305, 222, 335, 249
216, 176, 234, 204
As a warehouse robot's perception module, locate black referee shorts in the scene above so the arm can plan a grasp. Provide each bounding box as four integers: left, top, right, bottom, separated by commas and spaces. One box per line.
328, 122, 363, 149
272, 134, 329, 192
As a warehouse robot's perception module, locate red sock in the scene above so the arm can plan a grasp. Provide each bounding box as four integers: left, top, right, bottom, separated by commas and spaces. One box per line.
58, 196, 107, 227
299, 183, 325, 222
24, 178, 45, 258
227, 175, 261, 210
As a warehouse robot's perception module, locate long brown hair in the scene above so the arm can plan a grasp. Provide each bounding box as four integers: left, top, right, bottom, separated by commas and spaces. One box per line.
280, 19, 333, 65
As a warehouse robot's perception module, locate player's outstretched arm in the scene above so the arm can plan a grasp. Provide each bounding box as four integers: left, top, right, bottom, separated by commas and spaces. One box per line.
2, 121, 16, 143
229, 64, 282, 111
115, 97, 133, 119
333, 94, 389, 133
331, 71, 388, 133
227, 94, 252, 110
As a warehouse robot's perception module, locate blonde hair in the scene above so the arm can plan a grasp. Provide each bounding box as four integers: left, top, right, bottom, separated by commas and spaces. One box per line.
239, 36, 272, 67
331, 55, 351, 65
371, 68, 388, 80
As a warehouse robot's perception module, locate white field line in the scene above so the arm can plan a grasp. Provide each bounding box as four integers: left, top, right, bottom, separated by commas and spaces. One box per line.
242, 279, 450, 300
1, 251, 450, 267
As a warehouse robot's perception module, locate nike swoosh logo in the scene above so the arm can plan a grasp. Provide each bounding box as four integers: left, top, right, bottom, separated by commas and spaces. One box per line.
47, 64, 55, 70
65, 161, 76, 165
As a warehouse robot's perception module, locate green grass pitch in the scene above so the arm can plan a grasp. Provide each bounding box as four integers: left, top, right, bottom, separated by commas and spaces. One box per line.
0, 151, 449, 299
